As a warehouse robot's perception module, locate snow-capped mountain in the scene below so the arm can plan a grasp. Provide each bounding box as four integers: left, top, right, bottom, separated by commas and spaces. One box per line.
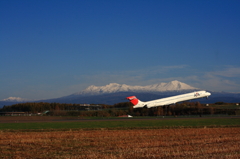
0, 97, 32, 108
74, 80, 198, 95
2, 97, 29, 102
1, 80, 240, 107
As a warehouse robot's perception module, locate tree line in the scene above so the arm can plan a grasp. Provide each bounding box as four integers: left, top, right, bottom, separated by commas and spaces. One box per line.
0, 101, 238, 117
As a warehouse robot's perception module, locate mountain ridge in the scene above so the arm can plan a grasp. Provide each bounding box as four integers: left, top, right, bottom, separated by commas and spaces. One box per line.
2, 97, 29, 102
74, 80, 198, 95
1, 80, 239, 107
1, 80, 198, 102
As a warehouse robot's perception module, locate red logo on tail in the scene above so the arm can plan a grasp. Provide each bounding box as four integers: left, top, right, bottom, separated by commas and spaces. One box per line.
126, 96, 139, 105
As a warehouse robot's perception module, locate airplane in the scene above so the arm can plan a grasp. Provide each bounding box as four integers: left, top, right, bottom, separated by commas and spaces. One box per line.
126, 90, 211, 108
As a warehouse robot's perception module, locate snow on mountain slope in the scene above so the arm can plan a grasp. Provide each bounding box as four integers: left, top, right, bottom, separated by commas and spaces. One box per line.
74, 80, 198, 95
2, 97, 29, 102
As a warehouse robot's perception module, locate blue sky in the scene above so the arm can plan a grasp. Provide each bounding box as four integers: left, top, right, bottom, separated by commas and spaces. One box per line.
1, 0, 240, 100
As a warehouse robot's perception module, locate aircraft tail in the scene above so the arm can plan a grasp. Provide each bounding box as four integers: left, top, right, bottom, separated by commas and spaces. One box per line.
126, 96, 144, 108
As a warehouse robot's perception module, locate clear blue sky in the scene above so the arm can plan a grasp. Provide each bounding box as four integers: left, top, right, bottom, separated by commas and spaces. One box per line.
1, 0, 240, 100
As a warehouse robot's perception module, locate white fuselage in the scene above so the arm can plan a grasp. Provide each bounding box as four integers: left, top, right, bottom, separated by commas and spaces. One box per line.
134, 91, 211, 108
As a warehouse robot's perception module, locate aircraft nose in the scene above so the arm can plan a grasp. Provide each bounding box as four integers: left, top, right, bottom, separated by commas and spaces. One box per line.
206, 92, 211, 96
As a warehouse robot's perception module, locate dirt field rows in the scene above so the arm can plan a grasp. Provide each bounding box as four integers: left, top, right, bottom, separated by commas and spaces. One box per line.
1, 127, 240, 158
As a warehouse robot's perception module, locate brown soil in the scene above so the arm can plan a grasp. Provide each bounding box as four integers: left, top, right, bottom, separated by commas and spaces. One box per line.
0, 128, 240, 158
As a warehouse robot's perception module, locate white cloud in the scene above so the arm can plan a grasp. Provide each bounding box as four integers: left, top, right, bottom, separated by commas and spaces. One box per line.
73, 65, 189, 87
195, 66, 240, 92
212, 67, 240, 77
130, 65, 189, 75
71, 65, 240, 93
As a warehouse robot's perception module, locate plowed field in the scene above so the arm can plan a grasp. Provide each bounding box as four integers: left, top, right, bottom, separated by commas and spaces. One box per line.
1, 128, 240, 158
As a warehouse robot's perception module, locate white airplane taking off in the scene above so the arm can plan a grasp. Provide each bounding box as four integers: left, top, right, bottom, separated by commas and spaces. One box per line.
126, 91, 211, 108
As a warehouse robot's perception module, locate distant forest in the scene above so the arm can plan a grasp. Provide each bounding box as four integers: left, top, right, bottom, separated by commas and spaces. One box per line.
0, 102, 239, 117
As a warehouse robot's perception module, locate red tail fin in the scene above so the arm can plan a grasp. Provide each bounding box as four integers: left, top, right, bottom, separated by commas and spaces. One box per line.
126, 96, 139, 105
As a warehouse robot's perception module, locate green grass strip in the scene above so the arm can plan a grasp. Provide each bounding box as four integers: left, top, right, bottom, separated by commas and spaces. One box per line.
1, 118, 240, 131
